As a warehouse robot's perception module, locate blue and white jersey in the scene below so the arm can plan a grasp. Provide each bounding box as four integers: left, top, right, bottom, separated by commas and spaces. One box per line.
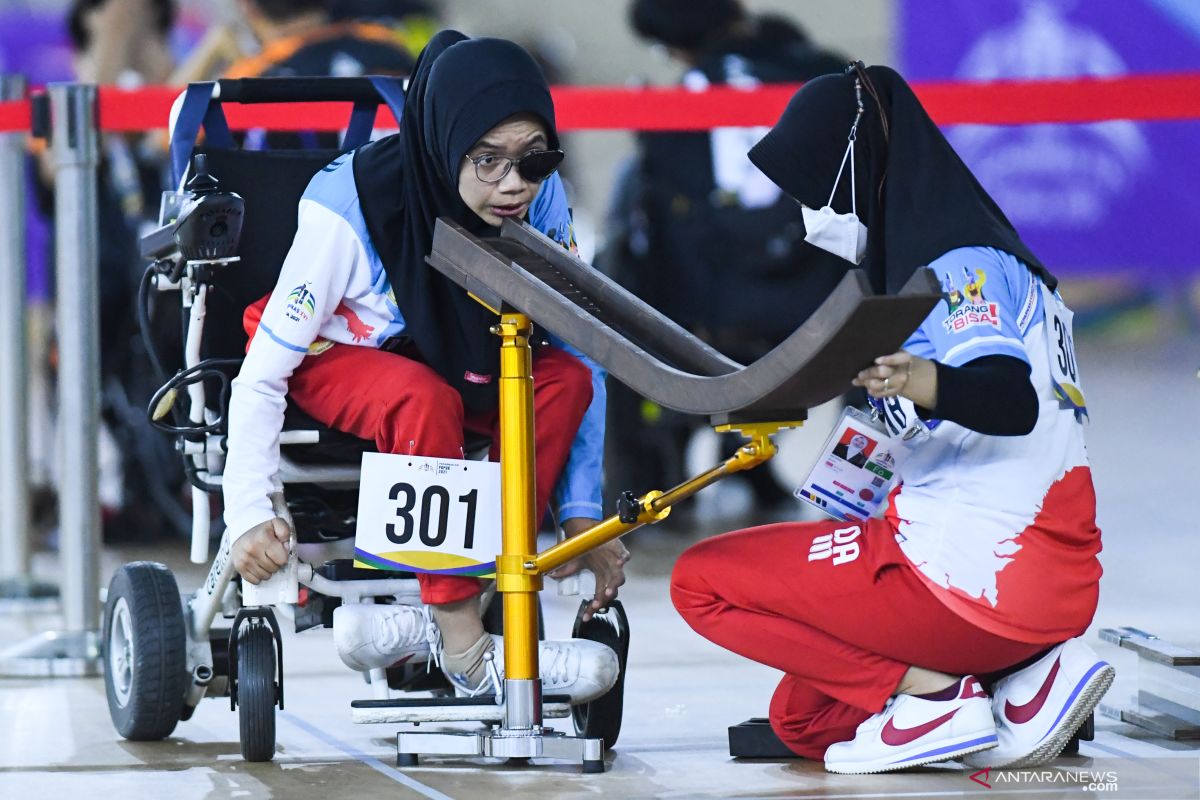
877, 247, 1100, 642
224, 152, 605, 540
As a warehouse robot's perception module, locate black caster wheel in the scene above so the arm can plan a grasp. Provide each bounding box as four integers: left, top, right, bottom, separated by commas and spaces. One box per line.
237, 621, 278, 762
397, 751, 419, 767
572, 600, 630, 750
102, 562, 188, 741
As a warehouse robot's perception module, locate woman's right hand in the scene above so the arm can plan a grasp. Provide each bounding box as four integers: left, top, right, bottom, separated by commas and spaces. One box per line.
852, 350, 938, 409
231, 518, 292, 584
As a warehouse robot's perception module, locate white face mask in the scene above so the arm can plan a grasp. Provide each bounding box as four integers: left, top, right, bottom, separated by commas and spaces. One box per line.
802, 80, 869, 265
802, 204, 868, 265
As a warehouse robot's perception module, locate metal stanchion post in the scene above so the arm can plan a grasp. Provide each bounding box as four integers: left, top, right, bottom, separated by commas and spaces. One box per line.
0, 83, 102, 676
0, 74, 55, 605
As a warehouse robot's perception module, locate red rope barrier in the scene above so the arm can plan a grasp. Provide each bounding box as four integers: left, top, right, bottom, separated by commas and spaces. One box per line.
1, 73, 1199, 135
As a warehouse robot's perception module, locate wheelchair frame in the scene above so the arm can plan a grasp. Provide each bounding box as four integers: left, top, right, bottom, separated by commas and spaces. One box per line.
104, 75, 941, 772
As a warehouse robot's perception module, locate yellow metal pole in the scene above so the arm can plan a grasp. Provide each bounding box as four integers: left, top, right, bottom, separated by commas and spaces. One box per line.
493, 313, 542, 693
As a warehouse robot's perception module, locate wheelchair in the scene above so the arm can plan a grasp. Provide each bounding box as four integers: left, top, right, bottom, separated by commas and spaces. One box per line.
100, 77, 630, 766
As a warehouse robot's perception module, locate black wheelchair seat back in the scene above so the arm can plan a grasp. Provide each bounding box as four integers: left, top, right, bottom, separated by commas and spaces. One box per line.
163, 78, 410, 540
198, 147, 346, 364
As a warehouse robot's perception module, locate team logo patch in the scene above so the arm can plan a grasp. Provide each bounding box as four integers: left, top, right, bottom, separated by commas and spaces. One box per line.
808, 525, 862, 565
941, 267, 1000, 334
285, 283, 317, 322
333, 300, 375, 343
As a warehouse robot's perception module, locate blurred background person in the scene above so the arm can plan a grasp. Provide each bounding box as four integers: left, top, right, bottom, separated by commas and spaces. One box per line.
225, 0, 425, 80
328, 0, 439, 58
30, 0, 192, 544
601, 0, 850, 517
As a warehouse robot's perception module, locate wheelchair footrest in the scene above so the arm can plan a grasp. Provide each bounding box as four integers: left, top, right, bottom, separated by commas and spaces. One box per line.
728, 718, 799, 759
350, 694, 573, 724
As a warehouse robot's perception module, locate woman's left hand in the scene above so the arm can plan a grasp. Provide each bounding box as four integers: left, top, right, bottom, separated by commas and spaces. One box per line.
852, 350, 937, 409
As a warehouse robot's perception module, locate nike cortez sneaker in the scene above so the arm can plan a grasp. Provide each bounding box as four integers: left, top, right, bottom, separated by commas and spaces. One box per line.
963, 638, 1115, 769
824, 676, 997, 774
444, 634, 620, 704
333, 603, 433, 671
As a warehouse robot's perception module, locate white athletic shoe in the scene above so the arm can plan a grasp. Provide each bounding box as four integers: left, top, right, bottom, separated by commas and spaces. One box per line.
824, 676, 998, 774
444, 635, 620, 704
963, 638, 1115, 769
333, 603, 432, 672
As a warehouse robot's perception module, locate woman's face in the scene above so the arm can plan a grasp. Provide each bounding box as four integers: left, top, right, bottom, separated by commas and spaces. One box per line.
457, 113, 550, 228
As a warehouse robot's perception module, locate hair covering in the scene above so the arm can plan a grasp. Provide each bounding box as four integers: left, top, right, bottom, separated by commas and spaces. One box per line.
748, 65, 1054, 294
352, 31, 558, 412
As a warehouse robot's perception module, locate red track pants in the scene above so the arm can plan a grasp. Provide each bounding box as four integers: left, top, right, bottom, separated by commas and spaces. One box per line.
670, 518, 1052, 760
246, 301, 593, 605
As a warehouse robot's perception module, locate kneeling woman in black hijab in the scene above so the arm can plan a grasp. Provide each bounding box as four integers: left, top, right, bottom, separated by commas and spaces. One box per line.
223, 31, 626, 701
671, 65, 1112, 774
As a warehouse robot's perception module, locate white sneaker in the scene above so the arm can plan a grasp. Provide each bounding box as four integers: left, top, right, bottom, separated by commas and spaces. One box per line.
444, 635, 619, 704
824, 676, 997, 774
333, 603, 432, 672
963, 638, 1115, 769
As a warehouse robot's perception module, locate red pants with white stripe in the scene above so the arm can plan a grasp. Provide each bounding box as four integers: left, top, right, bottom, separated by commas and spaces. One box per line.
245, 302, 593, 605
670, 519, 1051, 760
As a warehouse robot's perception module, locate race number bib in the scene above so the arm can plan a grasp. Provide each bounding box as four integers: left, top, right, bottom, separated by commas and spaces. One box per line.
354, 453, 501, 578
1040, 281, 1087, 419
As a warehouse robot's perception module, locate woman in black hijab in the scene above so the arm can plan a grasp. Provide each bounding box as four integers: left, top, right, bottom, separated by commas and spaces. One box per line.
224, 31, 625, 701
670, 65, 1109, 774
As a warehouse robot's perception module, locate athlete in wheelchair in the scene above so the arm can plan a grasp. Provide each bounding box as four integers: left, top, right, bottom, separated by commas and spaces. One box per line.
103, 33, 630, 765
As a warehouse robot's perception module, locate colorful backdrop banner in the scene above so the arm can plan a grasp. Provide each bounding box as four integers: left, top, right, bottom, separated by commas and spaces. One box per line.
901, 0, 1200, 276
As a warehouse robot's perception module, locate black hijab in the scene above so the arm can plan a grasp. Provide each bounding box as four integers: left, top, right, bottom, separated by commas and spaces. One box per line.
352, 31, 559, 412
748, 65, 1055, 294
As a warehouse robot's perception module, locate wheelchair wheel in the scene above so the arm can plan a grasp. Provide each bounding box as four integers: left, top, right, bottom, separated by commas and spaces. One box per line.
571, 600, 630, 750
237, 622, 277, 762
103, 562, 188, 741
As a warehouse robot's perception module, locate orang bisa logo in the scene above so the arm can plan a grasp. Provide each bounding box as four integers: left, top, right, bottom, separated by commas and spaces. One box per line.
941, 267, 1000, 334
969, 767, 1118, 790
807, 525, 861, 565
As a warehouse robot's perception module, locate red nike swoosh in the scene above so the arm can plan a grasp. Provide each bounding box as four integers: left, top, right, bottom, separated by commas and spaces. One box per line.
881, 707, 959, 746
1005, 657, 1061, 724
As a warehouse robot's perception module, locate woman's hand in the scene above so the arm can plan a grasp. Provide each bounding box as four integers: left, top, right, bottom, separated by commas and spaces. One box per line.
852, 350, 938, 410
231, 518, 292, 585
549, 518, 630, 622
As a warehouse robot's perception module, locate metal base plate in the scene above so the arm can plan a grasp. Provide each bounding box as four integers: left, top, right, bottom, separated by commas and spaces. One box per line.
397, 728, 604, 768
354, 701, 571, 724
0, 630, 101, 677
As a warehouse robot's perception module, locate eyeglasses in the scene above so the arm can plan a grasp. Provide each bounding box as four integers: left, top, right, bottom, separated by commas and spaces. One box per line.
464, 149, 564, 184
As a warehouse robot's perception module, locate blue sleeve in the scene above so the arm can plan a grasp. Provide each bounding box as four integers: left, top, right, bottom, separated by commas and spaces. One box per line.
530, 175, 605, 521
919, 247, 1034, 367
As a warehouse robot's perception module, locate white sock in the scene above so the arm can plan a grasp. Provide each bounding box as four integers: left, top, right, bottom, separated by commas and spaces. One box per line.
440, 632, 495, 691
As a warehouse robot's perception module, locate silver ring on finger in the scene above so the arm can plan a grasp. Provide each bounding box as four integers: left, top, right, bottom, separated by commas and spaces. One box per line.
884, 376, 891, 393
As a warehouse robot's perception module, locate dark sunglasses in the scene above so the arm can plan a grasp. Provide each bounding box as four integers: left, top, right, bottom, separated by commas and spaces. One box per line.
464, 149, 565, 184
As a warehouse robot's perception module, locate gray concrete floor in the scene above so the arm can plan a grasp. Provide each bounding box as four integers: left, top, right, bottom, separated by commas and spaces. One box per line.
2, 334, 1199, 799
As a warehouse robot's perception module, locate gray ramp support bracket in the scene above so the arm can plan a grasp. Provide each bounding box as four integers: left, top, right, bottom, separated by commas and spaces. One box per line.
1098, 627, 1200, 740
427, 218, 941, 422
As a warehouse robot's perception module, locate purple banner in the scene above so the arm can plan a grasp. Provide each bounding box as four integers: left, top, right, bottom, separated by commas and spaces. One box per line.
900, 0, 1200, 276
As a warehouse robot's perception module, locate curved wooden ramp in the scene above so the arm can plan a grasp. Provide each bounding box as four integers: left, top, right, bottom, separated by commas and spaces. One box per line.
428, 218, 941, 422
